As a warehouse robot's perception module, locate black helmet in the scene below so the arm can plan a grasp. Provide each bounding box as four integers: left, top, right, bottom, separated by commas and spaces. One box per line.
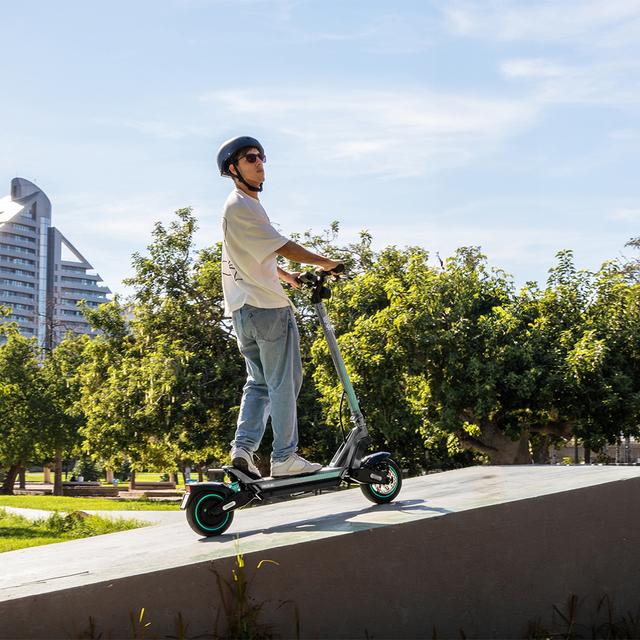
216, 136, 264, 176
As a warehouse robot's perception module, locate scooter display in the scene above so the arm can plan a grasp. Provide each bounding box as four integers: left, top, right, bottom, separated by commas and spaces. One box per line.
181, 266, 402, 536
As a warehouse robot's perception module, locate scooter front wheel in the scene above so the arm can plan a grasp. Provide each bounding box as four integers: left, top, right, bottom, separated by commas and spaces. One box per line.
186, 489, 234, 537
360, 457, 402, 504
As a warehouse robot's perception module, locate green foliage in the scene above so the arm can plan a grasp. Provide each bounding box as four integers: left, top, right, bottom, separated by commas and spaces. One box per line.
0, 330, 51, 492
2, 207, 639, 474
303, 240, 640, 466
622, 236, 640, 283
77, 208, 245, 471
0, 495, 179, 511
0, 508, 147, 553
40, 332, 90, 461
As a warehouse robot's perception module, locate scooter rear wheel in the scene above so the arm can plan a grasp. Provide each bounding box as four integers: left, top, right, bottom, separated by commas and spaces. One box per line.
360, 458, 402, 504
186, 489, 234, 537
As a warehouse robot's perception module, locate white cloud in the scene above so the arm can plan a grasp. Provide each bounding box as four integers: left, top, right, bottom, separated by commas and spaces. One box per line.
442, 0, 640, 45
501, 58, 568, 79
202, 88, 538, 177
92, 116, 209, 140
610, 208, 640, 222
500, 56, 640, 108
609, 129, 640, 140
52, 191, 217, 293
279, 11, 439, 53
55, 192, 187, 239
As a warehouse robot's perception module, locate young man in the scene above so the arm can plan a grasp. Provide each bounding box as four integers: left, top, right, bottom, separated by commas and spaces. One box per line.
217, 136, 342, 478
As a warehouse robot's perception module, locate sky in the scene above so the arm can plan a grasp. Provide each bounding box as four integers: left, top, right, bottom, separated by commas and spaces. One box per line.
2, 0, 639, 296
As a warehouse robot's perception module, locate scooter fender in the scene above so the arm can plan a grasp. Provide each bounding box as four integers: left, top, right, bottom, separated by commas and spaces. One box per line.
180, 482, 231, 511
360, 451, 391, 467
350, 451, 392, 484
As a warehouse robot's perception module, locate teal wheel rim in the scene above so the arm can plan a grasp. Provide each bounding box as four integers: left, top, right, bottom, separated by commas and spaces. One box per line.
194, 493, 230, 532
370, 466, 399, 498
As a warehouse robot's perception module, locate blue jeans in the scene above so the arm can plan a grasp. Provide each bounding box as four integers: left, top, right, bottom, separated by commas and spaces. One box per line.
231, 305, 302, 462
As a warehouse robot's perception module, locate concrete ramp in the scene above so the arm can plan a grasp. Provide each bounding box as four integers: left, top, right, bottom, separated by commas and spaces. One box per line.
1, 466, 639, 638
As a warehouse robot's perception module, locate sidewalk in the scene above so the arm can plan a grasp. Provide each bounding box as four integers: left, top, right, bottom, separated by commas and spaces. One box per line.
2, 506, 183, 525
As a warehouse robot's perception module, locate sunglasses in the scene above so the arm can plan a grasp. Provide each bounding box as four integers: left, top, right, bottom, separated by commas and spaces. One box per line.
238, 152, 266, 164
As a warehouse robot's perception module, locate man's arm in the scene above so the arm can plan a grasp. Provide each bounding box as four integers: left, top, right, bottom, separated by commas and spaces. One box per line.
276, 240, 342, 272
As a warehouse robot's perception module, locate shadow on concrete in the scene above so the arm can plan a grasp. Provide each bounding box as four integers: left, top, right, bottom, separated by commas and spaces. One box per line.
197, 498, 453, 543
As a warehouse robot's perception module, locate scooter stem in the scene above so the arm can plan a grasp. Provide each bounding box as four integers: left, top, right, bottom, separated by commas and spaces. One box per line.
314, 301, 365, 427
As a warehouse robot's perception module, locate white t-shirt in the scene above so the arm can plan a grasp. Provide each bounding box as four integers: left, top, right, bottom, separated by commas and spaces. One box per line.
221, 189, 290, 316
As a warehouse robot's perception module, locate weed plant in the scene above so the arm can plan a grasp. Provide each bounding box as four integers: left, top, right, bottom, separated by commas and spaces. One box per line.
60, 578, 640, 639
526, 594, 640, 639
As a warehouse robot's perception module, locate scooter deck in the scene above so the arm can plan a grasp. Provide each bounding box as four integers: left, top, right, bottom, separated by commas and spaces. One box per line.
221, 464, 343, 488
254, 466, 343, 489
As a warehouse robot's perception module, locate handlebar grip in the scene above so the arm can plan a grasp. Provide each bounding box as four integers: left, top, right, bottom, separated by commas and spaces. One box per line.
323, 263, 345, 276
296, 272, 318, 285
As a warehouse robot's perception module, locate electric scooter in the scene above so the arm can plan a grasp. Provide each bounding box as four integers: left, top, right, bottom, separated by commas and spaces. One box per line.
181, 266, 402, 536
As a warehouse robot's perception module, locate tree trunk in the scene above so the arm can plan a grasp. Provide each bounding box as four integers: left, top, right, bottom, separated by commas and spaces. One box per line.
531, 435, 551, 464
53, 449, 63, 496
460, 423, 532, 464
198, 465, 204, 483
43, 465, 52, 484
1, 464, 21, 495
130, 469, 136, 490
18, 467, 26, 490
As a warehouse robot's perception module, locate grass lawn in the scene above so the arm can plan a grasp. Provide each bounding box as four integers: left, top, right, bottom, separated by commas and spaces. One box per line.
23, 471, 190, 489
0, 509, 149, 553
0, 495, 181, 511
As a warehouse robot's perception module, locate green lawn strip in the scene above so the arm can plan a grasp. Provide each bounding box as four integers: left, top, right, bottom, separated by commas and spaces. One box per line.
22, 472, 188, 489
0, 509, 149, 553
0, 495, 180, 511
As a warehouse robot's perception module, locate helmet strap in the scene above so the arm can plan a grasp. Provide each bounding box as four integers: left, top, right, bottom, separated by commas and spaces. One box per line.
231, 163, 263, 193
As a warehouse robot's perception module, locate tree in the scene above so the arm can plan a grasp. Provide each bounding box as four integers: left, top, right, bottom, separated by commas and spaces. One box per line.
308, 241, 640, 466
0, 326, 50, 494
406, 249, 640, 464
385, 246, 534, 464
40, 333, 91, 494
78, 209, 245, 475
622, 236, 640, 283
564, 259, 640, 453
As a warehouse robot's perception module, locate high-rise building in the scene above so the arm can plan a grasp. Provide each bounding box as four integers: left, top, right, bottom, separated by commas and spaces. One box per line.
0, 177, 111, 347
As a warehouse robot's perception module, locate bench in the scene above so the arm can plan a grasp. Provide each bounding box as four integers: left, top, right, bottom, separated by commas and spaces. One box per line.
61, 482, 120, 497
129, 481, 176, 490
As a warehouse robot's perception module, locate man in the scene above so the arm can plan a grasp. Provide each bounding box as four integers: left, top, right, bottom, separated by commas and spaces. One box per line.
217, 136, 342, 478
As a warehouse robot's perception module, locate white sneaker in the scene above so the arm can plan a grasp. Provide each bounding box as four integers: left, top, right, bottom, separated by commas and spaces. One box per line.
231, 448, 262, 478
271, 454, 322, 477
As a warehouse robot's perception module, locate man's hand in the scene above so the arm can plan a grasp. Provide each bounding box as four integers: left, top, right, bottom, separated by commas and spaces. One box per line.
278, 269, 302, 289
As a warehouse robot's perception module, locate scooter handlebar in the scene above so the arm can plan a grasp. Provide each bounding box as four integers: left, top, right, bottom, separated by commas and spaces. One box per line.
295, 263, 345, 287
296, 271, 319, 285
